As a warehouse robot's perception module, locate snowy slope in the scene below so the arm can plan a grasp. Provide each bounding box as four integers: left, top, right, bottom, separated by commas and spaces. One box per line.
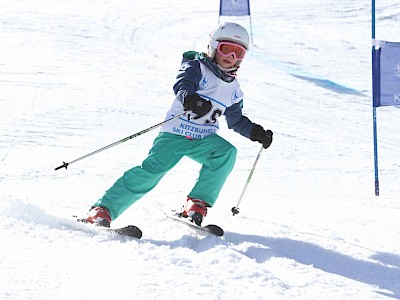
1, 0, 399, 299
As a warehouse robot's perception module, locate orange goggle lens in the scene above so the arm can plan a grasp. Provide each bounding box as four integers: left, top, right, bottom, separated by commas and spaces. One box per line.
217, 42, 246, 60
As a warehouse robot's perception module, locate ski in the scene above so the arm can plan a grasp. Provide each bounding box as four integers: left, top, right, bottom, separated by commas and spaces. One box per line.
74, 216, 142, 239
165, 210, 224, 237
103, 225, 143, 239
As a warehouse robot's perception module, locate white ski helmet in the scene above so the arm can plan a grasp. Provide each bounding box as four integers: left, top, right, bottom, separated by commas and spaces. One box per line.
208, 22, 250, 70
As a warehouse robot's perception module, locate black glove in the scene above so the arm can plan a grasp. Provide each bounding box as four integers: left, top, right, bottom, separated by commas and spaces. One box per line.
250, 125, 273, 149
183, 94, 212, 119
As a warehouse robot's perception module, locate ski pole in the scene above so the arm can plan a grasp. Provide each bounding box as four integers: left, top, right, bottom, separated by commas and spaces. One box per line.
55, 112, 187, 170
231, 144, 264, 216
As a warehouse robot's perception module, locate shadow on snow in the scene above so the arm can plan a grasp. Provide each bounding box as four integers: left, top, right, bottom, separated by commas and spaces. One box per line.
225, 232, 400, 299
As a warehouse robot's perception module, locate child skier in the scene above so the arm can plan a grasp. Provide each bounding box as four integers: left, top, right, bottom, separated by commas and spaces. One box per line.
84, 22, 273, 227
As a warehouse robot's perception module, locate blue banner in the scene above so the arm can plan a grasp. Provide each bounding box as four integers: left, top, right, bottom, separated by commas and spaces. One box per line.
373, 41, 400, 107
219, 0, 250, 16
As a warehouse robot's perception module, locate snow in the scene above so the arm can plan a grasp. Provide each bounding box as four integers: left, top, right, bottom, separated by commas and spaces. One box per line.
1, 0, 399, 299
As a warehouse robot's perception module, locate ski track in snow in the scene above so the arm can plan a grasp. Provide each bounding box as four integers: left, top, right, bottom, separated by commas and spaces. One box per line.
1, 0, 400, 299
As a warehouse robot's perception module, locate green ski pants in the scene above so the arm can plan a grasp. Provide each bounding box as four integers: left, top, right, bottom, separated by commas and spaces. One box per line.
93, 132, 237, 220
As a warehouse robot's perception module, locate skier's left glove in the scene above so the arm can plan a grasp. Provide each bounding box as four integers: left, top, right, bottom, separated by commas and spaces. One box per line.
183, 94, 212, 119
250, 125, 273, 149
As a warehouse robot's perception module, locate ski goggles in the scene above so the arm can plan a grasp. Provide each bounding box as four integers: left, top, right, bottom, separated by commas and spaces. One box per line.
217, 41, 247, 60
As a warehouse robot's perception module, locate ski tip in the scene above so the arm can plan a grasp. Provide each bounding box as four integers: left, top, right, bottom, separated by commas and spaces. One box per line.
109, 225, 143, 239
205, 224, 224, 236
124, 225, 143, 239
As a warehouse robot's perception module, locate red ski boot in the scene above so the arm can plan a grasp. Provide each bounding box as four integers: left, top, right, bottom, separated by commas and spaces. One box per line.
181, 197, 208, 226
85, 206, 111, 228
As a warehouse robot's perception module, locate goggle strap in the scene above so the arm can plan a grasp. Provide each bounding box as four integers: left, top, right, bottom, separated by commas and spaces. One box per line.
210, 39, 219, 49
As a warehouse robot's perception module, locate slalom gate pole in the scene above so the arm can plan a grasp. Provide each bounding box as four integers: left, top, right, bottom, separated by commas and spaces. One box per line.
231, 145, 264, 216
371, 0, 379, 196
55, 112, 187, 170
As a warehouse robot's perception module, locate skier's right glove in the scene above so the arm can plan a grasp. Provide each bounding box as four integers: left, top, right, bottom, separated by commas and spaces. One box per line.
250, 125, 273, 149
183, 94, 212, 119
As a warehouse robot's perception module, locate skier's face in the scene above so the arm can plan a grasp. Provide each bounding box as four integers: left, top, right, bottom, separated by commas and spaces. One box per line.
214, 41, 246, 69
215, 50, 237, 69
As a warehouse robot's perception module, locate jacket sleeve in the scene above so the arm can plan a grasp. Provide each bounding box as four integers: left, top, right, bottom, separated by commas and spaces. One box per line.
173, 59, 202, 106
224, 100, 256, 139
